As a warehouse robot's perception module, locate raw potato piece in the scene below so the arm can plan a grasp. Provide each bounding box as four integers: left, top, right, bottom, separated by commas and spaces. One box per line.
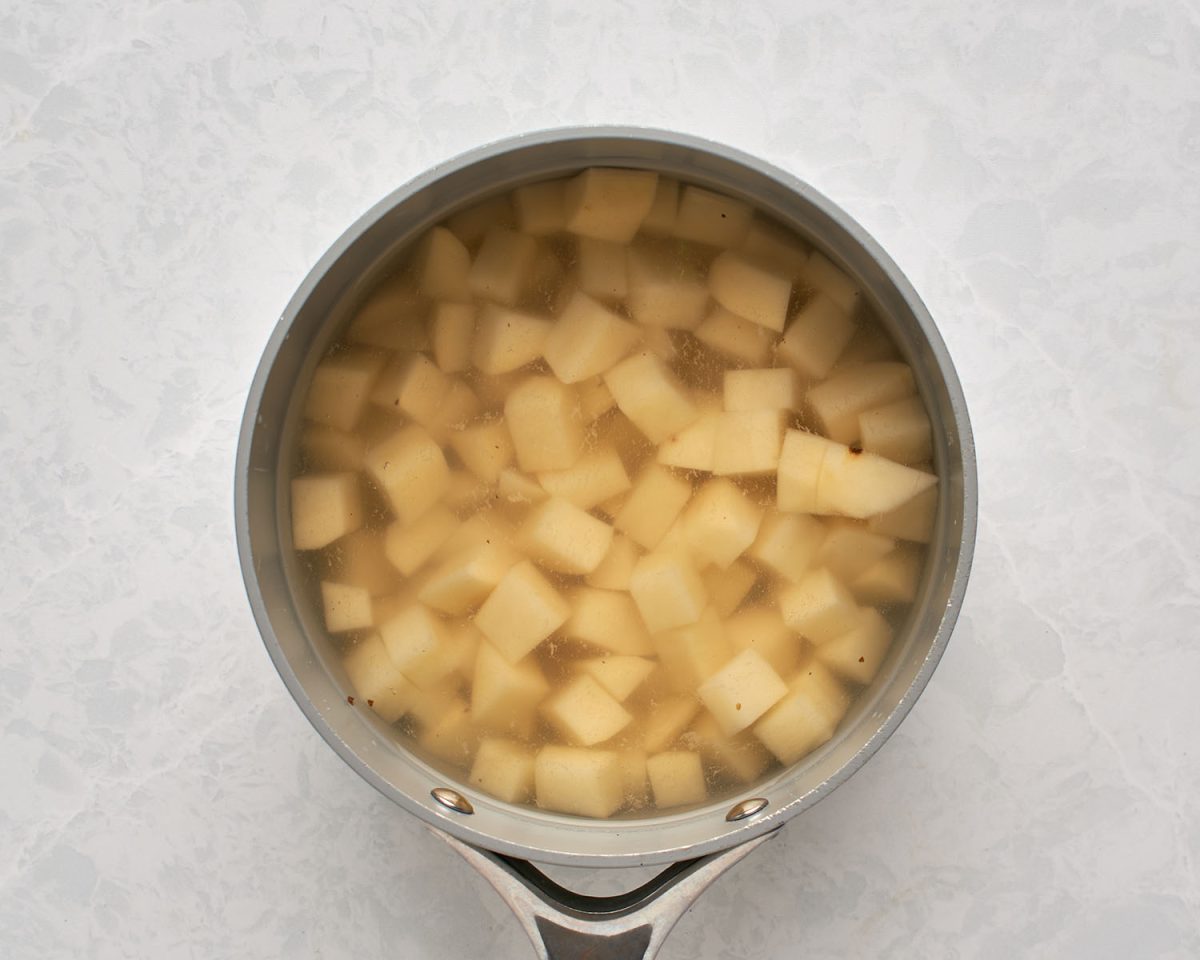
806, 251, 859, 313
514, 179, 567, 235
446, 194, 514, 247
725, 607, 803, 677
475, 560, 571, 663
504, 376, 584, 472
418, 698, 478, 764
698, 649, 788, 735
429, 302, 476, 373
777, 294, 856, 379
418, 544, 516, 616
817, 608, 893, 685
535, 746, 624, 818
378, 603, 456, 689
327, 529, 401, 597
724, 368, 801, 412
579, 377, 616, 421
776, 430, 843, 514
654, 607, 732, 692
674, 185, 752, 248
619, 750, 649, 807
363, 426, 449, 525
709, 251, 791, 332
564, 168, 658, 243
563, 587, 652, 656
739, 218, 809, 278
839, 324, 897, 366
579, 656, 656, 701
615, 464, 692, 550
542, 291, 640, 383
703, 560, 757, 618
517, 497, 614, 575
818, 447, 938, 520
425, 379, 483, 445
640, 177, 679, 236
470, 738, 536, 804
749, 511, 825, 583
343, 634, 414, 723
605, 351, 699, 444
440, 471, 491, 514
450, 418, 514, 484
300, 425, 366, 472
690, 712, 772, 783
625, 244, 710, 330
305, 350, 386, 431
291, 472, 363, 550
656, 397, 722, 471
346, 285, 428, 351
818, 521, 896, 581
694, 306, 775, 366
320, 581, 373, 632
472, 304, 552, 375
852, 548, 922, 604
807, 361, 916, 444
868, 485, 937, 543
576, 237, 628, 301
471, 641, 550, 738
778, 568, 860, 644
681, 479, 763, 569
414, 226, 472, 302
859, 396, 933, 465
646, 751, 706, 808
370, 353, 451, 427
538, 448, 631, 510
585, 536, 641, 592
629, 550, 708, 633
642, 695, 701, 753
543, 674, 633, 746
753, 662, 849, 765
497, 467, 548, 508
468, 227, 540, 305
712, 410, 786, 476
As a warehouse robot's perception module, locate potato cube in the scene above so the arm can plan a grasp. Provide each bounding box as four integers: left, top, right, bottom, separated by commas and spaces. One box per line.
304, 350, 386, 431
689, 711, 772, 783
471, 641, 549, 738
640, 177, 679, 236
859, 396, 933, 465
345, 285, 428, 351
514, 178, 567, 235
702, 559, 757, 618
626, 244, 709, 330
776, 430, 842, 514
563, 587, 652, 656
342, 634, 414, 723
852, 546, 922, 604
673, 185, 752, 248
543, 291, 640, 384
818, 446, 938, 519
425, 378, 483, 445
535, 745, 624, 818
818, 520, 896, 581
712, 410, 786, 476
739, 217, 809, 279
538, 447, 631, 510
724, 368, 801, 412
543, 674, 633, 746
291, 472, 363, 549
653, 607, 732, 692
563, 168, 658, 243
817, 608, 893, 685
429, 302, 476, 373
778, 568, 860, 644
468, 226, 540, 305
748, 510, 825, 583
807, 361, 916, 444
646, 751, 706, 808
613, 463, 692, 551
753, 662, 849, 765
578, 655, 656, 702
321, 581, 374, 632
363, 426, 449, 525
806, 251, 859, 313
709, 251, 791, 332
450, 417, 514, 483
470, 369, 525, 409
418, 698, 478, 765
446, 194, 514, 248
604, 350, 699, 445
504, 376, 584, 472
681, 479, 763, 569
656, 394, 721, 471
694, 306, 774, 366
370, 353, 451, 426
839, 324, 898, 366
497, 467, 549, 508
576, 237, 628, 301
724, 607, 803, 677
585, 535, 641, 592
517, 497, 614, 575
867, 485, 937, 543
475, 560, 571, 663
378, 603, 455, 689
326, 528, 401, 596
470, 738, 536, 804
472, 304, 552, 375
579, 376, 616, 421
414, 226, 471, 302
434, 508, 514, 560
698, 648, 788, 736
630, 550, 708, 634
443, 621, 482, 682
441, 471, 491, 513
619, 749, 649, 807
418, 544, 516, 615
300, 424, 366, 472
641, 695, 701, 752
777, 294, 856, 379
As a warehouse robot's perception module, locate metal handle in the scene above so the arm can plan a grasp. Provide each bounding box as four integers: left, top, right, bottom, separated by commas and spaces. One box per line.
437, 827, 780, 960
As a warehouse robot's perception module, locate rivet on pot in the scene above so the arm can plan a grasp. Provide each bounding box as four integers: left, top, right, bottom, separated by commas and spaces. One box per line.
725, 797, 768, 822
431, 787, 474, 815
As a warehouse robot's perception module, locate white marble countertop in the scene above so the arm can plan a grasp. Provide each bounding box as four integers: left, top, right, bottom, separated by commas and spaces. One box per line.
3, 2, 1199, 957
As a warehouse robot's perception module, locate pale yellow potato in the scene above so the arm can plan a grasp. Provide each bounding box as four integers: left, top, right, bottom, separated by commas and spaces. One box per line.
614, 463, 692, 550
776, 430, 841, 514
753, 661, 849, 765
777, 293, 856, 379
818, 446, 937, 519
503, 375, 583, 473
689, 711, 772, 783
445, 194, 514, 248
441, 471, 491, 514
839, 323, 898, 366
619, 749, 650, 807
414, 226, 472, 302
738, 217, 808, 279
304, 350, 386, 431
535, 745, 624, 818
807, 361, 915, 444
345, 285, 428, 352
646, 751, 706, 808
471, 641, 549, 738
363, 426, 449, 525
680, 478, 764, 570
817, 607, 893, 685
291, 472, 363, 550
369, 353, 451, 427
578, 376, 616, 421
818, 520, 896, 581
724, 607, 803, 677
673, 185, 752, 248
542, 674, 633, 746
626, 243, 709, 330
723, 368, 801, 412
867, 485, 937, 543
576, 236, 628, 301
712, 409, 786, 476
702, 559, 757, 618
563, 586, 652, 656
450, 417, 515, 483
342, 633, 414, 723
514, 179, 567, 235
641, 694, 700, 753
604, 350, 699, 444
585, 535, 642, 592
517, 497, 613, 575
327, 528, 400, 596
859, 395, 933, 465
563, 168, 658, 243
852, 546, 922, 604
708, 251, 791, 333
472, 304, 552, 375
429, 302, 476, 373
543, 291, 640, 383
538, 447, 631, 511
425, 379, 483, 445
470, 738, 536, 804
805, 251, 859, 313
299, 424, 366, 472
778, 568, 860, 644
468, 226, 540, 305
578, 656, 656, 702
698, 648, 788, 736
418, 543, 516, 616
694, 305, 775, 366
629, 549, 708, 633
321, 581, 373, 633
748, 510, 825, 583
418, 698, 478, 765
639, 177, 679, 236
496, 467, 549, 508
475, 560, 571, 663
378, 603, 454, 689
653, 607, 732, 692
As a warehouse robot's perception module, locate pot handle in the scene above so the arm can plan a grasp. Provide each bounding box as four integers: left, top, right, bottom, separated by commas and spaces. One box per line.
435, 827, 780, 960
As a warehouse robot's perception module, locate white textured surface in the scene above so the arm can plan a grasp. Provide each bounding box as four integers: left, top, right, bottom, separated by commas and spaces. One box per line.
3, 1, 1199, 957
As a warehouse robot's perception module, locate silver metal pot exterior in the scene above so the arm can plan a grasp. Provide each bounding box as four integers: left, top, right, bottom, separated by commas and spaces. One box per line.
235, 127, 977, 868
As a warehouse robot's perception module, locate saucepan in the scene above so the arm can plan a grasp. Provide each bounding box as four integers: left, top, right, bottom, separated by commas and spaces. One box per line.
234, 127, 976, 959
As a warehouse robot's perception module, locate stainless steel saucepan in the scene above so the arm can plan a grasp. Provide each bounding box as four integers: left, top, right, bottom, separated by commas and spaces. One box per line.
235, 128, 977, 960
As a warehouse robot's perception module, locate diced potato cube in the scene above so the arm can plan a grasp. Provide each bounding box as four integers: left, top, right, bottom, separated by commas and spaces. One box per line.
867, 485, 937, 543
450, 417, 514, 483
748, 510, 825, 583
694, 306, 774, 366
543, 292, 641, 385
818, 446, 938, 520
739, 217, 809, 278
378, 603, 455, 689
630, 550, 708, 634
702, 559, 757, 618
817, 608, 893, 685
712, 410, 786, 476
441, 471, 491, 513
345, 285, 428, 351
543, 674, 633, 746
778, 568, 860, 644
646, 751, 706, 808
363, 426, 449, 525
698, 648, 788, 736
418, 544, 516, 615
504, 376, 584, 472
818, 520, 896, 581
681, 479, 763, 569
425, 378, 483, 445
641, 695, 700, 752
604, 350, 699, 445
585, 535, 641, 592
325, 528, 401, 596
776, 430, 840, 514
859, 396, 933, 465
619, 749, 649, 807
475, 560, 571, 662
443, 621, 482, 682
640, 177, 679, 236
576, 237, 628, 301
414, 226, 471, 302
563, 168, 658, 243
470, 369, 525, 409
579, 376, 616, 421
343, 634, 414, 723
689, 712, 772, 783
807, 361, 916, 444
514, 179, 567, 235
321, 581, 374, 632
673, 185, 752, 248
291, 472, 363, 549
578, 655, 656, 701
471, 641, 550, 738
470, 738, 536, 804
641, 326, 678, 364
300, 424, 366, 472
612, 463, 692, 551
753, 662, 849, 765
370, 353, 452, 426
429, 302, 476, 373
806, 251, 859, 313
852, 546, 922, 604
538, 447, 631, 510
839, 324, 898, 366
468, 226, 540, 305
709, 251, 791, 333
418, 698, 478, 765
563, 587, 652, 656
777, 294, 856, 379
472, 304, 552, 375
304, 350, 386, 431
517, 497, 614, 575
653, 607, 732, 692
625, 244, 709, 330
497, 467, 549, 508
535, 745, 624, 818
724, 368, 801, 412
656, 394, 721, 471
446, 194, 514, 248
724, 607, 803, 677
